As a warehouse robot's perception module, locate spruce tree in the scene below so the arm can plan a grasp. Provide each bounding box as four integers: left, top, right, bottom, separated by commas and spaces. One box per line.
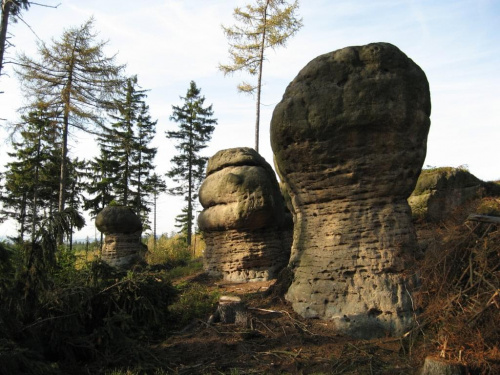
83, 148, 119, 219
104, 75, 158, 220
130, 101, 157, 223
219, 0, 302, 152
66, 158, 86, 250
147, 173, 166, 250
107, 76, 146, 206
166, 81, 217, 246
83, 147, 119, 246
0, 104, 60, 243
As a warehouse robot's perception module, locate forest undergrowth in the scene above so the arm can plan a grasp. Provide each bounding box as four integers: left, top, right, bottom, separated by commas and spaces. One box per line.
0, 199, 499, 374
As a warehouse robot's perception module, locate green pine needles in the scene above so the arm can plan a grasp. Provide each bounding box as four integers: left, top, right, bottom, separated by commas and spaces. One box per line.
166, 81, 217, 247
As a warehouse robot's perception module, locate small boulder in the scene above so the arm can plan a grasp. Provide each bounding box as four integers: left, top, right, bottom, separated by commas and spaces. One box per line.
409, 167, 484, 222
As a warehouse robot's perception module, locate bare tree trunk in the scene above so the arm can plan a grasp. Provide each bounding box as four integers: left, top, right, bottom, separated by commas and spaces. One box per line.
19, 192, 26, 243
187, 116, 193, 247
58, 42, 77, 244
32, 129, 42, 244
0, 0, 12, 77
187, 162, 193, 247
153, 191, 157, 251
58, 114, 69, 213
254, 0, 269, 153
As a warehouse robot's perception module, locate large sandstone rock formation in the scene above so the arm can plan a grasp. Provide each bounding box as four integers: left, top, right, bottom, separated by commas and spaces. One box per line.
409, 167, 484, 222
270, 43, 431, 338
96, 205, 145, 269
198, 147, 291, 282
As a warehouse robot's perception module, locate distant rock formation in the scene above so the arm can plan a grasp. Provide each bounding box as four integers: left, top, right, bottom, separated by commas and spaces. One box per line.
270, 43, 431, 338
198, 147, 291, 282
95, 205, 145, 269
409, 167, 484, 222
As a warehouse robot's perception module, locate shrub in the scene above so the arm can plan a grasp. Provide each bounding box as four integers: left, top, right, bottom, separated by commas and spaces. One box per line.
0, 253, 178, 373
145, 234, 192, 266
32, 261, 177, 362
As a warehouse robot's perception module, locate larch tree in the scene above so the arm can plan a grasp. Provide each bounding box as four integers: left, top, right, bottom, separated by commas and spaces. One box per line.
166, 81, 217, 247
15, 17, 124, 223
219, 0, 302, 153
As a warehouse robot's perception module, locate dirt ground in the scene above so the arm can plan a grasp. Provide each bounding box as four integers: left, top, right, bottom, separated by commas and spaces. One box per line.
157, 274, 429, 375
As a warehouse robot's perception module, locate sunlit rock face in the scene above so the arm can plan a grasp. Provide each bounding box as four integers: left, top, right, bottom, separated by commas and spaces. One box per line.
198, 147, 291, 282
95, 205, 145, 269
270, 43, 431, 338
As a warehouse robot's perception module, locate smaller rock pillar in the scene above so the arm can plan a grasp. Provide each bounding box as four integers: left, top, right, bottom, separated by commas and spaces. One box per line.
95, 205, 145, 269
198, 147, 291, 282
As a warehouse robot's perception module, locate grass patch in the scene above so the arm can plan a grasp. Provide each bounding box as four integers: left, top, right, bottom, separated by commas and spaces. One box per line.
169, 281, 220, 327
164, 257, 203, 279
145, 234, 191, 266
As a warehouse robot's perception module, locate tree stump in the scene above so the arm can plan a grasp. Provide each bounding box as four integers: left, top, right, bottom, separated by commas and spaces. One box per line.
420, 356, 466, 375
209, 296, 249, 327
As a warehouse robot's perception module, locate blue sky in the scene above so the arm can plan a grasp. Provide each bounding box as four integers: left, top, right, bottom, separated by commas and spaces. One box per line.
1, 0, 499, 239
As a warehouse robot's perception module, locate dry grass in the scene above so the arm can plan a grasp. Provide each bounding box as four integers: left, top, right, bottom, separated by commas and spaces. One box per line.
145, 234, 205, 266
412, 199, 500, 373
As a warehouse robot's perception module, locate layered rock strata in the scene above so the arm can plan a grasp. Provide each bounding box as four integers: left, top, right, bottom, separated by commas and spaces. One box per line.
270, 43, 431, 338
198, 147, 291, 282
95, 205, 145, 269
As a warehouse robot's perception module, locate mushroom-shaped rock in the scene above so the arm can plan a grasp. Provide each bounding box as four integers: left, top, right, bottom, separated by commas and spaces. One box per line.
96, 205, 145, 269
198, 147, 291, 282
270, 43, 431, 338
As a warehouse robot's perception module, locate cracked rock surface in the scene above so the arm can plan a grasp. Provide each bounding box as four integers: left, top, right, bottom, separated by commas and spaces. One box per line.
270, 43, 431, 338
198, 147, 291, 282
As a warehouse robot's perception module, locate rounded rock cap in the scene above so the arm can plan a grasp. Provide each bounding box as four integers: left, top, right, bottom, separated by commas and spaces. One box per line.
95, 205, 142, 235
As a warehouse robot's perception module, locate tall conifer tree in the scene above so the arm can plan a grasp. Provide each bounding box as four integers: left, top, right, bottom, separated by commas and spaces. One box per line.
166, 81, 217, 246
219, 0, 302, 152
15, 18, 124, 220
130, 101, 158, 223
147, 173, 166, 250
107, 76, 146, 206
0, 104, 60, 243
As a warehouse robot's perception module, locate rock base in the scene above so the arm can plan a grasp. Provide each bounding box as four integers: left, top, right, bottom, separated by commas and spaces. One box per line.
101, 231, 145, 269
203, 228, 290, 282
